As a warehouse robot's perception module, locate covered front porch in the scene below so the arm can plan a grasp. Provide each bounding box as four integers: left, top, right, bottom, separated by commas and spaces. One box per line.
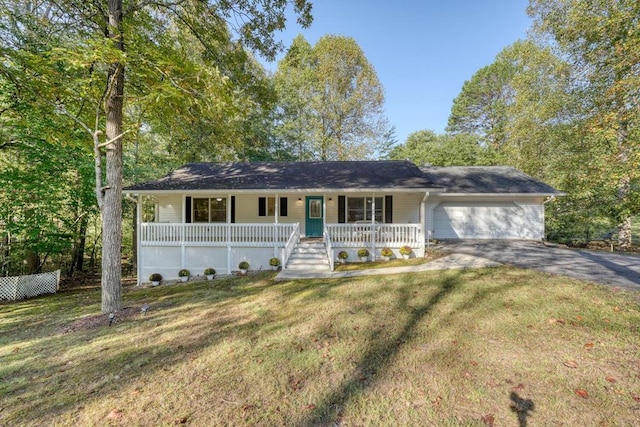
136, 222, 424, 282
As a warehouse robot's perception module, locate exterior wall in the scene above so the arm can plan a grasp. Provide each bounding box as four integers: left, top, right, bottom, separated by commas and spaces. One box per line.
425, 195, 546, 240
152, 192, 423, 234
156, 194, 182, 222
140, 245, 279, 282
392, 193, 423, 224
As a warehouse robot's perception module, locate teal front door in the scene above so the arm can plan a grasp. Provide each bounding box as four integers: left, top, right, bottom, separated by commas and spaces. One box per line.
305, 196, 324, 237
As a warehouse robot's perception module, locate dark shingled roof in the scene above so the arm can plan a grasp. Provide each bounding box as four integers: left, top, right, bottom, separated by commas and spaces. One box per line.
125, 161, 436, 191
420, 166, 563, 194
124, 161, 562, 195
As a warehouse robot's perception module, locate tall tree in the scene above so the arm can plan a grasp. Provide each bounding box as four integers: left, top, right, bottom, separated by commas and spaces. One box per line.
528, 0, 640, 249
389, 130, 499, 166
1, 0, 312, 312
275, 35, 390, 160
447, 60, 515, 150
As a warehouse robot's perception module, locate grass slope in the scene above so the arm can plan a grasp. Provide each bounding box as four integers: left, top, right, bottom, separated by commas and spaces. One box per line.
1, 269, 639, 426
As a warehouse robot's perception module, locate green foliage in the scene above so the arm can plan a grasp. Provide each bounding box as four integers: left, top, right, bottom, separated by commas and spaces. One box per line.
357, 248, 369, 258
528, 0, 640, 248
178, 269, 190, 277
274, 35, 392, 160
389, 130, 500, 166
149, 273, 163, 282
269, 257, 281, 267
238, 261, 250, 270
204, 268, 216, 276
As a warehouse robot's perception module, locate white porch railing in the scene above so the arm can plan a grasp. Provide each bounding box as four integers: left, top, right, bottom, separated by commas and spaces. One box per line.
325, 223, 423, 247
323, 227, 335, 271
281, 223, 301, 268
141, 223, 298, 247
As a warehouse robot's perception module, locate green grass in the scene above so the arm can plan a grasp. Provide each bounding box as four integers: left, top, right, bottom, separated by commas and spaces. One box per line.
1, 268, 639, 426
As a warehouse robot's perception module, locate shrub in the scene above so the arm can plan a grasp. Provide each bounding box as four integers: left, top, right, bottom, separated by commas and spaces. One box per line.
380, 247, 393, 257
399, 245, 412, 255
204, 268, 216, 276
149, 273, 162, 282
357, 248, 370, 258
178, 269, 190, 277
269, 257, 281, 267
338, 251, 348, 260
238, 261, 250, 270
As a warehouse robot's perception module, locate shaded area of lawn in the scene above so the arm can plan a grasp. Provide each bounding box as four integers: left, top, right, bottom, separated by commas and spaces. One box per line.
1, 268, 639, 426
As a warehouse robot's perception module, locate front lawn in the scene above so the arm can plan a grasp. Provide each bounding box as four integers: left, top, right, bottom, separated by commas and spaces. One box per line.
1, 268, 638, 425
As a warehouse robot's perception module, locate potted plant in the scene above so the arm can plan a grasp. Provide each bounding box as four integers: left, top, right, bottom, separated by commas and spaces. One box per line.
269, 257, 281, 271
238, 261, 250, 274
337, 251, 348, 264
149, 273, 162, 286
204, 268, 216, 280
399, 245, 412, 259
178, 269, 190, 282
357, 248, 369, 262
380, 247, 393, 261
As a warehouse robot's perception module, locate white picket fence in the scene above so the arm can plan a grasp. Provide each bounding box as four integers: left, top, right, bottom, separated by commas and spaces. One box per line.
0, 270, 60, 301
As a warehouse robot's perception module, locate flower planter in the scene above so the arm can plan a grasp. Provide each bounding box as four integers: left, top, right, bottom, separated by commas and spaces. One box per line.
180, 276, 188, 282
151, 281, 160, 287
403, 254, 409, 260
240, 269, 247, 275
206, 274, 214, 280
382, 256, 390, 262
360, 257, 368, 262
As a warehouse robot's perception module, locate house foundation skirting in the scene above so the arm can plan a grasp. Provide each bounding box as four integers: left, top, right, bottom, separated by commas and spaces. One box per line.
139, 244, 283, 284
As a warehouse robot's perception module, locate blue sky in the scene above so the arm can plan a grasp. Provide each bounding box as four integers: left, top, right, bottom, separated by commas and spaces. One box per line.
263, 0, 532, 144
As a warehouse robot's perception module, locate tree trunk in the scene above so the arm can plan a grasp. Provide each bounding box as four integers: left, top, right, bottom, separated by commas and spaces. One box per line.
69, 215, 88, 277
615, 100, 632, 251
100, 0, 125, 313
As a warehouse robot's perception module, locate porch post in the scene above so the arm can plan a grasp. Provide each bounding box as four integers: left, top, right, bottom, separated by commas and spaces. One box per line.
227, 193, 232, 275
136, 195, 142, 286
370, 194, 375, 259
421, 192, 429, 247
274, 193, 279, 257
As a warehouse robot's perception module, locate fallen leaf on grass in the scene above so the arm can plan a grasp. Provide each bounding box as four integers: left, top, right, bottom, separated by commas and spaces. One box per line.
563, 360, 578, 369
605, 375, 616, 383
481, 413, 495, 426
304, 404, 316, 410
106, 409, 123, 420
575, 389, 589, 398
584, 342, 594, 349
511, 383, 525, 391
548, 318, 566, 325
631, 394, 640, 402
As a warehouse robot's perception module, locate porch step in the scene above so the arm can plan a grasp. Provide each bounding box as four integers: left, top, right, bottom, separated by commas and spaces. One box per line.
286, 241, 331, 271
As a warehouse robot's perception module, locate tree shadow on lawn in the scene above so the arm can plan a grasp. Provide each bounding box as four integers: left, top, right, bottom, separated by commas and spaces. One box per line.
297, 268, 533, 426
0, 272, 287, 424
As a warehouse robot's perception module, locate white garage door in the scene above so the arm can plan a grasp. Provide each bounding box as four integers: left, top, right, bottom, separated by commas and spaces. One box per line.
433, 202, 524, 239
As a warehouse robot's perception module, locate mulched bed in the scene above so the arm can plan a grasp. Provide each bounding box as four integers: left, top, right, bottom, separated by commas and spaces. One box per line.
60, 306, 141, 334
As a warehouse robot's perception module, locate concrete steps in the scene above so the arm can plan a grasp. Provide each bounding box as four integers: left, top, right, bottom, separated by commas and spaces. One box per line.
285, 241, 331, 271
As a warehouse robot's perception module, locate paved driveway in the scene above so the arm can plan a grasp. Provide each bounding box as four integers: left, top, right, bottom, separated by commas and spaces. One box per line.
440, 240, 640, 289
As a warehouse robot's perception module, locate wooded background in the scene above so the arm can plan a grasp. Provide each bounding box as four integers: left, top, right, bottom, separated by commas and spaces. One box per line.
1, 0, 638, 286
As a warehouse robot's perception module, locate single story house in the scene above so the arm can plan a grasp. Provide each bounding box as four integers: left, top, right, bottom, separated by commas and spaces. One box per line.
124, 160, 562, 283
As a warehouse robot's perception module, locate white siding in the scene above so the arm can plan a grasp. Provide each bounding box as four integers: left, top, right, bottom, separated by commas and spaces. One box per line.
156, 195, 182, 223
392, 193, 422, 224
